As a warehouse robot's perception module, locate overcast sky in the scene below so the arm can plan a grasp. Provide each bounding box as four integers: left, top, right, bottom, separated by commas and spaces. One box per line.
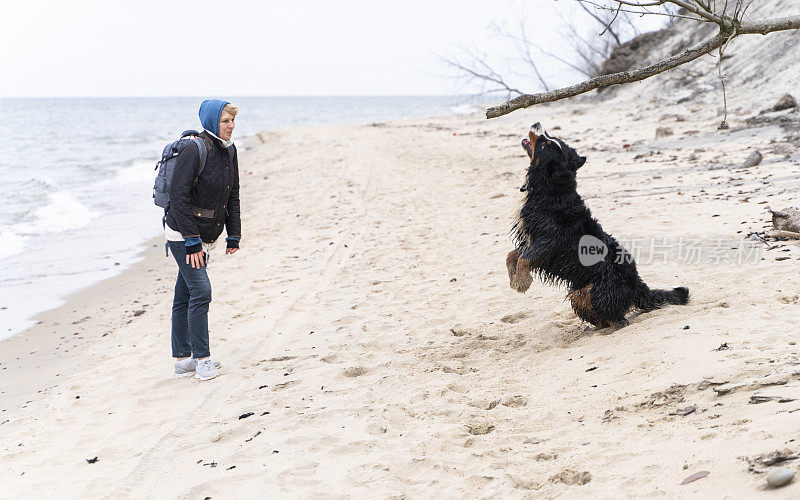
0, 0, 663, 97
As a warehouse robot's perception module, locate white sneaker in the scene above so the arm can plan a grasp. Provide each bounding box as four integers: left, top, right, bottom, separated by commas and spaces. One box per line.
174, 358, 221, 378
194, 358, 220, 381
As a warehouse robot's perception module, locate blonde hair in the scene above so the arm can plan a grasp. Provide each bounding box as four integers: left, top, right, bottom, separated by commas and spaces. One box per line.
223, 103, 238, 116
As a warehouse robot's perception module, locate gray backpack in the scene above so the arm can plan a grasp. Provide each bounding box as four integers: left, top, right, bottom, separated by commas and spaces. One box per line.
153, 130, 208, 209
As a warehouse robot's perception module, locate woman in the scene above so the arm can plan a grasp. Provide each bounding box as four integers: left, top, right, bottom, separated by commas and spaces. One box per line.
165, 99, 241, 380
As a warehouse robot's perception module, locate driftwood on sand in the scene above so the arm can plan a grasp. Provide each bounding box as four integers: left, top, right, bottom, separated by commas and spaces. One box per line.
770, 230, 800, 240
767, 207, 800, 239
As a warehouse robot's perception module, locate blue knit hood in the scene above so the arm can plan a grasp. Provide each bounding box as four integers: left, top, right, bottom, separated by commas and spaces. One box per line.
198, 99, 230, 137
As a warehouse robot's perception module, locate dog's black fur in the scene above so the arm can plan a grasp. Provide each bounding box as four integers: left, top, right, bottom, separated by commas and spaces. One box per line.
507, 123, 689, 328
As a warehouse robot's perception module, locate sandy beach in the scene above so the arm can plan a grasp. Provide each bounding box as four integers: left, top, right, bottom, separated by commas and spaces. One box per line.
5, 0, 800, 496
2, 73, 800, 497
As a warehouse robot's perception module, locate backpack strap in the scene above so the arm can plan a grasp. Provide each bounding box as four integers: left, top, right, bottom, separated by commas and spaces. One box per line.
181, 129, 201, 139
163, 134, 208, 219
191, 136, 208, 186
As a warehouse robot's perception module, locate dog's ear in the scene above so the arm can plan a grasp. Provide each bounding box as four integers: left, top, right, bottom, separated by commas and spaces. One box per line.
567, 148, 587, 171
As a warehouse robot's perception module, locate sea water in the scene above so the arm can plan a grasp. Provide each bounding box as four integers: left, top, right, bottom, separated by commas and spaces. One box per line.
0, 96, 484, 339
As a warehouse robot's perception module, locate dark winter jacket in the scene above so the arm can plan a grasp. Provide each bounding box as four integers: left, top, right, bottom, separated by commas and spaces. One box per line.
165, 131, 241, 254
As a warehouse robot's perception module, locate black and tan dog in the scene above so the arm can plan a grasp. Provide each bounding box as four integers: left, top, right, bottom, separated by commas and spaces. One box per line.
506, 123, 689, 328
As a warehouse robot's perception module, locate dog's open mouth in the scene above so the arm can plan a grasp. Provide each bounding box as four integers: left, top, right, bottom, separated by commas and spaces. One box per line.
521, 123, 545, 159
522, 122, 548, 160
524, 123, 546, 157
521, 138, 533, 158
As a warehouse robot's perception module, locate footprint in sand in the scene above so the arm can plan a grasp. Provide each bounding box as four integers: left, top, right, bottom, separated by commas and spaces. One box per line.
500, 311, 530, 324
501, 395, 529, 408
445, 383, 471, 395
320, 352, 344, 364
276, 462, 322, 489
450, 324, 477, 337
266, 355, 297, 362
272, 380, 300, 391
467, 422, 495, 435
550, 469, 592, 485
468, 399, 500, 410
507, 474, 541, 491
466, 475, 495, 487
342, 365, 368, 377
151, 379, 179, 390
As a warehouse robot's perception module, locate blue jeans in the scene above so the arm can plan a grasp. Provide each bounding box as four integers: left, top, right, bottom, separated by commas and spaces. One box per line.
168, 240, 212, 359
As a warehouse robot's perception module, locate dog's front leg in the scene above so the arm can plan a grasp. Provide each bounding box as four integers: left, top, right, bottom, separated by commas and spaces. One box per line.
513, 255, 533, 293
506, 249, 533, 293
506, 249, 519, 287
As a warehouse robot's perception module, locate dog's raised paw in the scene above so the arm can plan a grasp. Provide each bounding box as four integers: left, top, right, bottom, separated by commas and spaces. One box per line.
513, 271, 533, 293
506, 251, 533, 292
513, 255, 533, 292
506, 250, 520, 289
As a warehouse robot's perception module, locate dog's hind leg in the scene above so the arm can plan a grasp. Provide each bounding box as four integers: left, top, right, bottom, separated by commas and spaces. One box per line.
572, 283, 632, 329
568, 285, 607, 327
610, 318, 630, 329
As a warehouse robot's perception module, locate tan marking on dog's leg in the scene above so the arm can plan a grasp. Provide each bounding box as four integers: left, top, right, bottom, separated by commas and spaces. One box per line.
568, 285, 606, 327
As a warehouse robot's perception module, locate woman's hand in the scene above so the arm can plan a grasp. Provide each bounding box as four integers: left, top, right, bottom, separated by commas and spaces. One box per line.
226, 248, 238, 255
187, 251, 205, 269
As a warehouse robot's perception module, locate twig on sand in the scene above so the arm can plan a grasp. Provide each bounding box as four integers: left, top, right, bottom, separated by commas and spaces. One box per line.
770, 230, 800, 240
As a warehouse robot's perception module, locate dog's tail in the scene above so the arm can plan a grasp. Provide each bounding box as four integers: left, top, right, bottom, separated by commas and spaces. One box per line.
633, 283, 689, 312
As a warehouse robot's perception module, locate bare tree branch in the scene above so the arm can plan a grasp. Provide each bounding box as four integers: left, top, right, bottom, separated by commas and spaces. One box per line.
738, 14, 800, 33
578, 2, 623, 44
599, 4, 624, 38
620, 12, 642, 35
577, 0, 708, 22
654, 0, 733, 24
553, 5, 628, 77
538, 46, 594, 76
448, 8, 635, 97
486, 11, 800, 119
508, 21, 552, 91
716, 27, 737, 129
441, 48, 524, 97
487, 32, 726, 118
